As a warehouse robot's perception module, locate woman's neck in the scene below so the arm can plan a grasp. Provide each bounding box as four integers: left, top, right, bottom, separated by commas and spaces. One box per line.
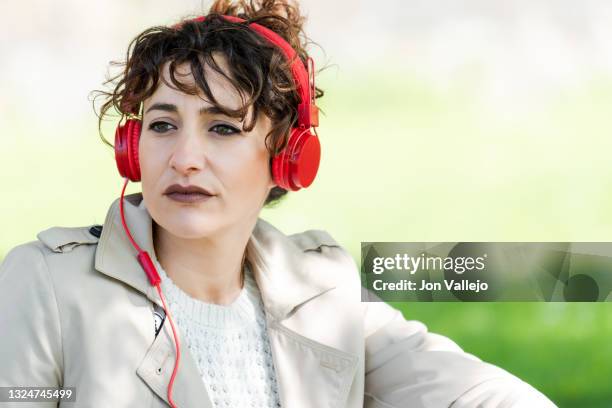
152, 220, 253, 305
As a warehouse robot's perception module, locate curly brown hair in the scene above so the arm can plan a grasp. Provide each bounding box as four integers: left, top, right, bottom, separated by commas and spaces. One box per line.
90, 0, 326, 207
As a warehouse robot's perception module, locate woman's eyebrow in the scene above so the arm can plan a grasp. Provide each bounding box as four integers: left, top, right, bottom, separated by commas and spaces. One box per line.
145, 102, 177, 114
145, 102, 233, 117
201, 105, 235, 117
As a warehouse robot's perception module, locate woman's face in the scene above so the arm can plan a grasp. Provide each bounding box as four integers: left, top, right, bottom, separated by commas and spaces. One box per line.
139, 54, 276, 239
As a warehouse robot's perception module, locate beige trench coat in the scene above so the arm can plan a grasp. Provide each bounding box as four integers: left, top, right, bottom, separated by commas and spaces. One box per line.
0, 192, 556, 407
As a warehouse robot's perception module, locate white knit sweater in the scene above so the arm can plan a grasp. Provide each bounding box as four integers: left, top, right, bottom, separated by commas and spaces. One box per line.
153, 258, 282, 408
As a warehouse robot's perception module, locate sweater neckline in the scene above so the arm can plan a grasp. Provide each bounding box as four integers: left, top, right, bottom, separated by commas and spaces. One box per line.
153, 259, 264, 329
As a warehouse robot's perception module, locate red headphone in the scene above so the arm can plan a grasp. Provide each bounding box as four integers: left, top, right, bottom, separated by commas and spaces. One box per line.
115, 15, 320, 408
114, 14, 321, 192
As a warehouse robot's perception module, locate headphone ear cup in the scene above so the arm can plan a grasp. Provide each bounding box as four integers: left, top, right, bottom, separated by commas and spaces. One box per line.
115, 119, 142, 182
271, 127, 320, 191
288, 129, 320, 189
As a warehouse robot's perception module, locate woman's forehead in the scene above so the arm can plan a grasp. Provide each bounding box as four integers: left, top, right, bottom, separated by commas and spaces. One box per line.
146, 57, 245, 113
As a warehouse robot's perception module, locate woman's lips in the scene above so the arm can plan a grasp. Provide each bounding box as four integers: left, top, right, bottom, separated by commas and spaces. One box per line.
165, 192, 214, 204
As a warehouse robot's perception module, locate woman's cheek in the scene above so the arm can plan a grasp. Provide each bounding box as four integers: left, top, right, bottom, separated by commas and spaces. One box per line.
228, 158, 264, 204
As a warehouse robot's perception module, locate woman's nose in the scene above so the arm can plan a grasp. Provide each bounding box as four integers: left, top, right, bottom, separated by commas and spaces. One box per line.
168, 128, 209, 175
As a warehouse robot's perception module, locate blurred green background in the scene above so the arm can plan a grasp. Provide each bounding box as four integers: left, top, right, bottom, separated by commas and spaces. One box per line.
2, 1, 612, 407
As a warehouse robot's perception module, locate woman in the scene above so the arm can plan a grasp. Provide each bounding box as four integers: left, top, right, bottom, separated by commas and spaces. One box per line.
0, 1, 557, 407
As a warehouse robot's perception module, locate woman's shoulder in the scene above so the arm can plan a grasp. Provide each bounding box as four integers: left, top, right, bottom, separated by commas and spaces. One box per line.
0, 224, 103, 290
256, 218, 346, 252
36, 224, 102, 254
258, 218, 354, 262
287, 227, 342, 252
260, 220, 361, 287
288, 227, 358, 274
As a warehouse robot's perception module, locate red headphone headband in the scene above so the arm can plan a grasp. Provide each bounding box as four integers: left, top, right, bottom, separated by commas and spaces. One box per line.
178, 15, 318, 129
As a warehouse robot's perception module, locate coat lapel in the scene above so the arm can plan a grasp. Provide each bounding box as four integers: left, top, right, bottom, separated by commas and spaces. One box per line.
94, 192, 161, 308
136, 318, 213, 407
94, 193, 358, 407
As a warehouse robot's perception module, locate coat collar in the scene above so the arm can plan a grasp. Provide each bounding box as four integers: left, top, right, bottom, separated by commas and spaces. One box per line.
94, 192, 338, 322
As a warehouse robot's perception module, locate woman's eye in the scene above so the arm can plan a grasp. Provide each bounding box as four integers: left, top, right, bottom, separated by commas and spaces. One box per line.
148, 121, 175, 133
147, 122, 239, 136
210, 124, 240, 136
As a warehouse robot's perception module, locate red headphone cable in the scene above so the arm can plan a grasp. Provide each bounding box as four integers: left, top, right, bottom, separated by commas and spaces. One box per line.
119, 178, 182, 408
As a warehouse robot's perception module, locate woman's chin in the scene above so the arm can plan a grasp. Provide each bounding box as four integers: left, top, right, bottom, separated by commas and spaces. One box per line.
153, 213, 220, 238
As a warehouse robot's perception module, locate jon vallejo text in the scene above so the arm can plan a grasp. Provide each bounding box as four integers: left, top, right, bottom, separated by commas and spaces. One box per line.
370, 253, 489, 293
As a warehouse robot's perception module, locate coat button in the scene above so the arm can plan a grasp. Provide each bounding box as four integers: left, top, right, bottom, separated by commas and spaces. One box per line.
88, 225, 103, 238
